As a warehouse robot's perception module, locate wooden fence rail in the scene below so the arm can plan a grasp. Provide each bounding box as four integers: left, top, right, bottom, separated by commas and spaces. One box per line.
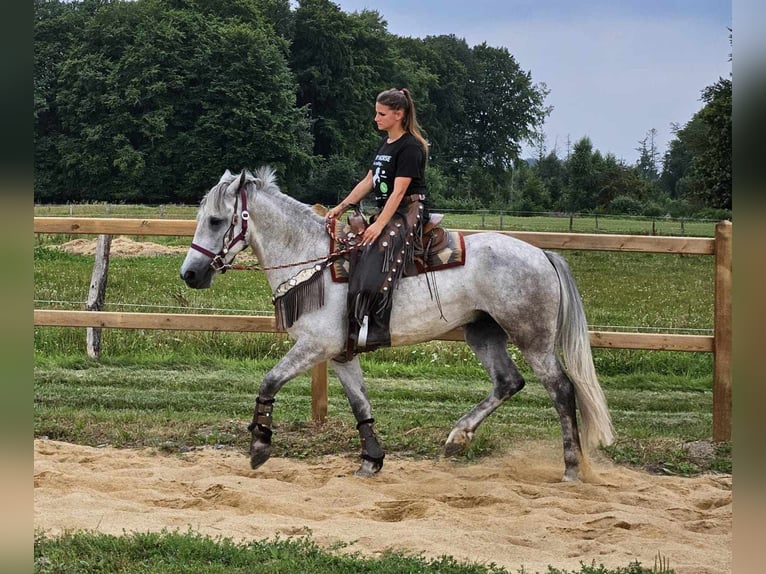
33, 218, 732, 440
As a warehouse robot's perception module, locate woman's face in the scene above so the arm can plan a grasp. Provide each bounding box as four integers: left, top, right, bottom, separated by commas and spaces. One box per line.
374, 103, 403, 133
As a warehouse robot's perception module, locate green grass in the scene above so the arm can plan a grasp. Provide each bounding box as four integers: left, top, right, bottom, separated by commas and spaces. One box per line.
34, 530, 674, 574
33, 350, 723, 472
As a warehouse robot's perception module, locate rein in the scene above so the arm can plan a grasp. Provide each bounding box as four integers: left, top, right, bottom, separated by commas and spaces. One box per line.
193, 189, 361, 274
190, 184, 366, 330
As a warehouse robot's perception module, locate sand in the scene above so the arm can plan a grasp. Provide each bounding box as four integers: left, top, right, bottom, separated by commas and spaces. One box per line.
34, 439, 731, 573
52, 236, 258, 261
54, 236, 188, 257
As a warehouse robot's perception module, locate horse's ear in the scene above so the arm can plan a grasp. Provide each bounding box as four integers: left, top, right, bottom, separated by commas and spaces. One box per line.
219, 169, 233, 183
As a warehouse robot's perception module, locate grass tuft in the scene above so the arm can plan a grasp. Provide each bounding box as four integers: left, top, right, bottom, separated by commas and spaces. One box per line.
34, 530, 675, 574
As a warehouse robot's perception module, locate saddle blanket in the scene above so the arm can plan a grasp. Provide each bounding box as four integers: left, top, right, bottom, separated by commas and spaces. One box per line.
329, 220, 466, 283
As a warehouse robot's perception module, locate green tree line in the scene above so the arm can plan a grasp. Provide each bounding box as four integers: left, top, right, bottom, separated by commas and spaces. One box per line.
34, 0, 731, 217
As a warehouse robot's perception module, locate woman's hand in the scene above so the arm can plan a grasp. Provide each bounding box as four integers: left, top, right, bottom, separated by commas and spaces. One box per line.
361, 220, 385, 246
325, 203, 346, 220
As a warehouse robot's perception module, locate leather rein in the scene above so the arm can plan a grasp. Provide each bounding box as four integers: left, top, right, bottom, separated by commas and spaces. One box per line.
190, 179, 359, 274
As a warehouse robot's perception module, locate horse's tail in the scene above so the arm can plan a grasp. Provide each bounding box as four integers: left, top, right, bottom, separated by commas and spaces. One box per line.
545, 251, 614, 451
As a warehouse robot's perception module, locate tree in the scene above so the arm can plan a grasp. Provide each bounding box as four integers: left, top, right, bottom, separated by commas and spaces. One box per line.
34, 0, 312, 203
659, 78, 731, 211
512, 161, 549, 213
694, 78, 731, 209
563, 137, 599, 212
417, 35, 476, 181
34, 0, 89, 201
464, 43, 549, 172
659, 121, 697, 199
635, 128, 660, 182
291, 0, 391, 163
596, 154, 649, 210
533, 151, 565, 210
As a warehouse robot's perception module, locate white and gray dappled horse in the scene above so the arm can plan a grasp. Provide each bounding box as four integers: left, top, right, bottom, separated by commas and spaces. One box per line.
180, 167, 614, 481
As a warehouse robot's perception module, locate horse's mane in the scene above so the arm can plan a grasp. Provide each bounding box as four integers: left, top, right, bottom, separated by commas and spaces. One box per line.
200, 166, 324, 226
249, 166, 325, 225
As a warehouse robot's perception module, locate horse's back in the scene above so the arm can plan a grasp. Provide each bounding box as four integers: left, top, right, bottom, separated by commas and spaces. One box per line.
463, 231, 551, 270
389, 232, 560, 346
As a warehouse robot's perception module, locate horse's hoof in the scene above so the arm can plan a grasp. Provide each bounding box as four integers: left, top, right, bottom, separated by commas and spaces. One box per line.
443, 441, 466, 457
562, 472, 580, 482
249, 442, 272, 469
354, 458, 382, 477
444, 428, 474, 457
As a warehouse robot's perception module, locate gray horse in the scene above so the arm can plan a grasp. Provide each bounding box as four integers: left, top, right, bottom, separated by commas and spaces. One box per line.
180, 167, 614, 481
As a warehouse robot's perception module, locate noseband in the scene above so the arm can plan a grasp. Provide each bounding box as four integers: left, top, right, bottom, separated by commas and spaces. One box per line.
190, 179, 250, 272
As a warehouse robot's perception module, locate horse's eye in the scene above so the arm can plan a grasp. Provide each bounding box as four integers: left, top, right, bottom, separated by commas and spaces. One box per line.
208, 217, 225, 226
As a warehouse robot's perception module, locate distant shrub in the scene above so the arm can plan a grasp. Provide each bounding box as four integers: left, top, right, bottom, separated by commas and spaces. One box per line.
664, 198, 694, 218
693, 207, 732, 221
642, 202, 664, 217
608, 195, 643, 216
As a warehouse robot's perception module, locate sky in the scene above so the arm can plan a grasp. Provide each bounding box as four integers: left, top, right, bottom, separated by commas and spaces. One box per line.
330, 0, 732, 164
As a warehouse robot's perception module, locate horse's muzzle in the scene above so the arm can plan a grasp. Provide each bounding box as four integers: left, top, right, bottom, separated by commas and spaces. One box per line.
180, 268, 213, 289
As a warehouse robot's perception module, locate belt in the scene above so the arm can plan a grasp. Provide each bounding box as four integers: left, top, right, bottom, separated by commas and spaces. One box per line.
404, 194, 426, 203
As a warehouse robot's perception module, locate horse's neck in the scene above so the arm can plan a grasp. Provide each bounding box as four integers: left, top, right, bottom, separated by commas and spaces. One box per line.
248, 192, 326, 286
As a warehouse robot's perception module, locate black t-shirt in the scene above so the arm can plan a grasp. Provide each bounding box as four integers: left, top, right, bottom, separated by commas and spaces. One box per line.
369, 133, 426, 207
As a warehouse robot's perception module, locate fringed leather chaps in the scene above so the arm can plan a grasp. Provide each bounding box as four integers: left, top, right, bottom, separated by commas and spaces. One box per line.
346, 199, 426, 355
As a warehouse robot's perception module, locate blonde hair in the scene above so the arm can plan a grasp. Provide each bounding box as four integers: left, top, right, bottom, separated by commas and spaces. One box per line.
376, 88, 429, 157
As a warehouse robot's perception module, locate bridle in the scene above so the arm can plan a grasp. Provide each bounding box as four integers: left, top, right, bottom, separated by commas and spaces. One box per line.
190, 175, 251, 273
189, 173, 363, 274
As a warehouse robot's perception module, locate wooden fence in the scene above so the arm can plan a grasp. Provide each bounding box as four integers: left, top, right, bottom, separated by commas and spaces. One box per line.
34, 217, 732, 440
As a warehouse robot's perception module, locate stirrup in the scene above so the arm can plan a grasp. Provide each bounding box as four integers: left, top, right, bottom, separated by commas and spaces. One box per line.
357, 315, 369, 347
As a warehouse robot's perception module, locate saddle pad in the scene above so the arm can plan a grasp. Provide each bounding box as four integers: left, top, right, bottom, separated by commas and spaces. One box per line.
329, 219, 466, 283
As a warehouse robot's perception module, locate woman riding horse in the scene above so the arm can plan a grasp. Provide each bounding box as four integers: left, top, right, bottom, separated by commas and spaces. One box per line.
325, 88, 430, 355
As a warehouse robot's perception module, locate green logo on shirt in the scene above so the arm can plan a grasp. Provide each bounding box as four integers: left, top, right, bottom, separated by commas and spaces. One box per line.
380, 182, 388, 194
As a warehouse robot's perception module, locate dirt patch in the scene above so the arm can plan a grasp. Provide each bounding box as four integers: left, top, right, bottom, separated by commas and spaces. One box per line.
54, 236, 187, 257
34, 439, 731, 573
53, 236, 259, 262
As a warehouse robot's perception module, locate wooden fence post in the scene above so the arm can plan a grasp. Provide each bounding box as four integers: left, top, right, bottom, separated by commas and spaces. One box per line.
86, 234, 112, 359
713, 220, 732, 441
311, 361, 328, 422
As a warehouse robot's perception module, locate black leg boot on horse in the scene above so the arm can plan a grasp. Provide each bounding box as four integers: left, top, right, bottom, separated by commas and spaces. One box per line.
248, 396, 274, 469
356, 418, 385, 477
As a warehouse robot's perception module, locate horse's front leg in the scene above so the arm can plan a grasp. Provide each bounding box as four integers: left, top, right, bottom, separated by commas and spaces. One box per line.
249, 339, 329, 470
331, 356, 385, 477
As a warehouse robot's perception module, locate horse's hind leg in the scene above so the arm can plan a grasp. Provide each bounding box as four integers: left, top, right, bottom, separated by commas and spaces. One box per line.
445, 314, 526, 456
524, 350, 583, 481
331, 356, 385, 477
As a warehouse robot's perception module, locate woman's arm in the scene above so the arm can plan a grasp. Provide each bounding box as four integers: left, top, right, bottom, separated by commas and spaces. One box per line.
325, 170, 374, 219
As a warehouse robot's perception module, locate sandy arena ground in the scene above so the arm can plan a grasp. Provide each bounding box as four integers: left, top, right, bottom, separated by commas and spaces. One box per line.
34, 439, 731, 574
